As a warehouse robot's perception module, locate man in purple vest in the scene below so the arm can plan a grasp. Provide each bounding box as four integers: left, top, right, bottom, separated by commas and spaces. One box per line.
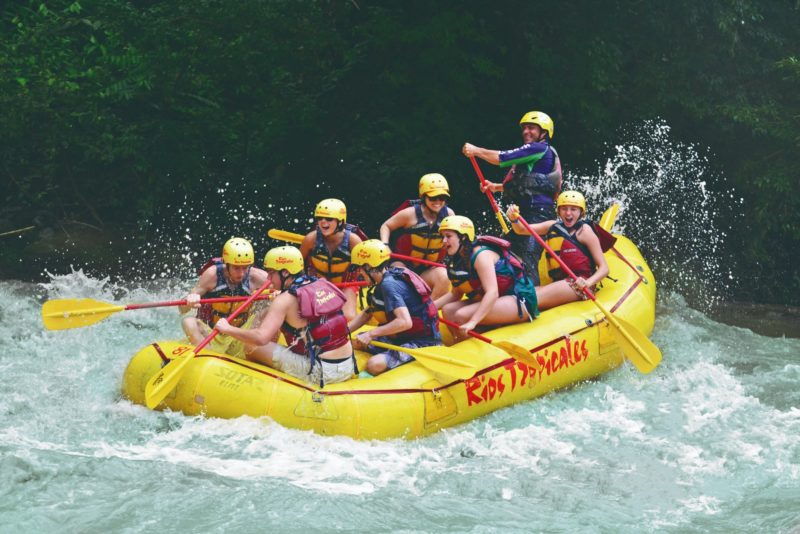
462, 110, 563, 283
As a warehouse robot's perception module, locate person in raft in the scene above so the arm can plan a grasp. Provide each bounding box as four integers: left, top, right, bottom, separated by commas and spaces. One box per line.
216, 246, 357, 387
505, 191, 610, 311
179, 237, 270, 358
462, 111, 562, 282
435, 215, 539, 341
378, 173, 454, 299
347, 239, 441, 376
298, 198, 364, 321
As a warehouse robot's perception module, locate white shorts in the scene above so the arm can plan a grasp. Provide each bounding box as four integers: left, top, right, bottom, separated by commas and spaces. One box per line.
271, 344, 355, 386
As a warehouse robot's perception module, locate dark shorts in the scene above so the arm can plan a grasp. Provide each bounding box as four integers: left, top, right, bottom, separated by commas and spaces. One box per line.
367, 336, 440, 370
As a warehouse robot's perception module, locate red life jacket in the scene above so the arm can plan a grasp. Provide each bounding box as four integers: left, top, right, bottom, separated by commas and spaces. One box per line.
545, 221, 616, 281
280, 276, 351, 357
196, 258, 252, 327
366, 267, 440, 341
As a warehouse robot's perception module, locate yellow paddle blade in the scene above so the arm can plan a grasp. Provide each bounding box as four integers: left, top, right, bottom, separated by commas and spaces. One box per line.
267, 228, 304, 244
42, 298, 125, 330
599, 203, 621, 232
494, 211, 510, 234
492, 340, 542, 372
144, 350, 195, 409
370, 340, 477, 380
606, 314, 662, 374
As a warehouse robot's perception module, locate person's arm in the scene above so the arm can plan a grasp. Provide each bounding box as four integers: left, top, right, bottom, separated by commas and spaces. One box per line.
179, 268, 216, 314
348, 308, 372, 333
574, 227, 610, 290
379, 208, 414, 243
434, 289, 461, 310
348, 230, 363, 249
462, 143, 501, 166
248, 267, 272, 291
505, 205, 553, 236
299, 231, 317, 264
216, 293, 288, 344
460, 250, 501, 333
356, 306, 413, 346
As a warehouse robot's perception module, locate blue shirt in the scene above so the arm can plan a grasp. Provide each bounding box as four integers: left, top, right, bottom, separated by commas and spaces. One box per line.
379, 272, 427, 319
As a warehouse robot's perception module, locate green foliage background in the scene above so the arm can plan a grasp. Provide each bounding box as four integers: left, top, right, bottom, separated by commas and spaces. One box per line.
1, 0, 798, 304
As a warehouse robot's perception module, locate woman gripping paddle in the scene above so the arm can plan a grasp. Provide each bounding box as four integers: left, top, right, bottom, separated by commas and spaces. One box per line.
506, 191, 610, 310
435, 215, 538, 341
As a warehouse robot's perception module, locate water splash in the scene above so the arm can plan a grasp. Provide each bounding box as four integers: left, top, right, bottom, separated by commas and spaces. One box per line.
568, 119, 743, 310
124, 180, 319, 283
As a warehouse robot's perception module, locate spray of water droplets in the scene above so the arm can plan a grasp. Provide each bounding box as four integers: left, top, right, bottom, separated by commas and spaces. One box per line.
124, 180, 322, 284
568, 119, 743, 310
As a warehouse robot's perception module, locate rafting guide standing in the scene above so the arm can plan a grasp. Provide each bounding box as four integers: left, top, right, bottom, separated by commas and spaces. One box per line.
462, 110, 562, 283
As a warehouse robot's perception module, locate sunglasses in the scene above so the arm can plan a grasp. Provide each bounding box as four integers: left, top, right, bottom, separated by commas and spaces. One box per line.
315, 216, 338, 223
426, 195, 449, 202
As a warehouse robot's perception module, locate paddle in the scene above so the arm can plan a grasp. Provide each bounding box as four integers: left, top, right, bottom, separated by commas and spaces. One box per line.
369, 340, 477, 380
513, 215, 662, 374
469, 156, 510, 234
0, 225, 35, 238
438, 317, 542, 371
268, 228, 446, 268
144, 278, 274, 409
42, 281, 367, 332
42, 294, 275, 331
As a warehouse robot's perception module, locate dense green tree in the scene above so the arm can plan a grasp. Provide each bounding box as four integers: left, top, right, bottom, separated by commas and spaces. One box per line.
0, 0, 797, 304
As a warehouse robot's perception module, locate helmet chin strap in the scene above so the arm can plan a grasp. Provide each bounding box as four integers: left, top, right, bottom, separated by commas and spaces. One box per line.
279, 270, 295, 290
365, 266, 384, 285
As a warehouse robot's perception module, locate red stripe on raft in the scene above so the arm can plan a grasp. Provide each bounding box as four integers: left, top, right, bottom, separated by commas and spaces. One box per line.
194, 353, 464, 396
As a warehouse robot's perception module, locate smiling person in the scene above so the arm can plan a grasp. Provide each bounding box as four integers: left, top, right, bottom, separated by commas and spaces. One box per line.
435, 216, 538, 341
299, 198, 364, 321
179, 237, 270, 357
216, 246, 357, 387
505, 191, 609, 310
379, 173, 454, 299
462, 111, 562, 282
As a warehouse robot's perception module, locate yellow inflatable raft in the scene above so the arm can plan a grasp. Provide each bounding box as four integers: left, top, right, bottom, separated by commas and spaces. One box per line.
122, 211, 657, 440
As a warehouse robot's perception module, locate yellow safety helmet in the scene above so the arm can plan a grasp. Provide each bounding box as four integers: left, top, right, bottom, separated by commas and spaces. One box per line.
556, 191, 586, 215
439, 215, 475, 242
418, 173, 450, 199
351, 239, 391, 269
263, 246, 304, 275
314, 198, 347, 223
221, 237, 255, 266
519, 110, 554, 140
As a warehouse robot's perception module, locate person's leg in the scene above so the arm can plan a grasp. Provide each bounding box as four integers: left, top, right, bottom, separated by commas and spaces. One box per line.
474, 295, 531, 325
365, 353, 390, 375
509, 235, 540, 285
421, 266, 451, 300
181, 317, 206, 345
245, 341, 288, 368
535, 280, 580, 311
